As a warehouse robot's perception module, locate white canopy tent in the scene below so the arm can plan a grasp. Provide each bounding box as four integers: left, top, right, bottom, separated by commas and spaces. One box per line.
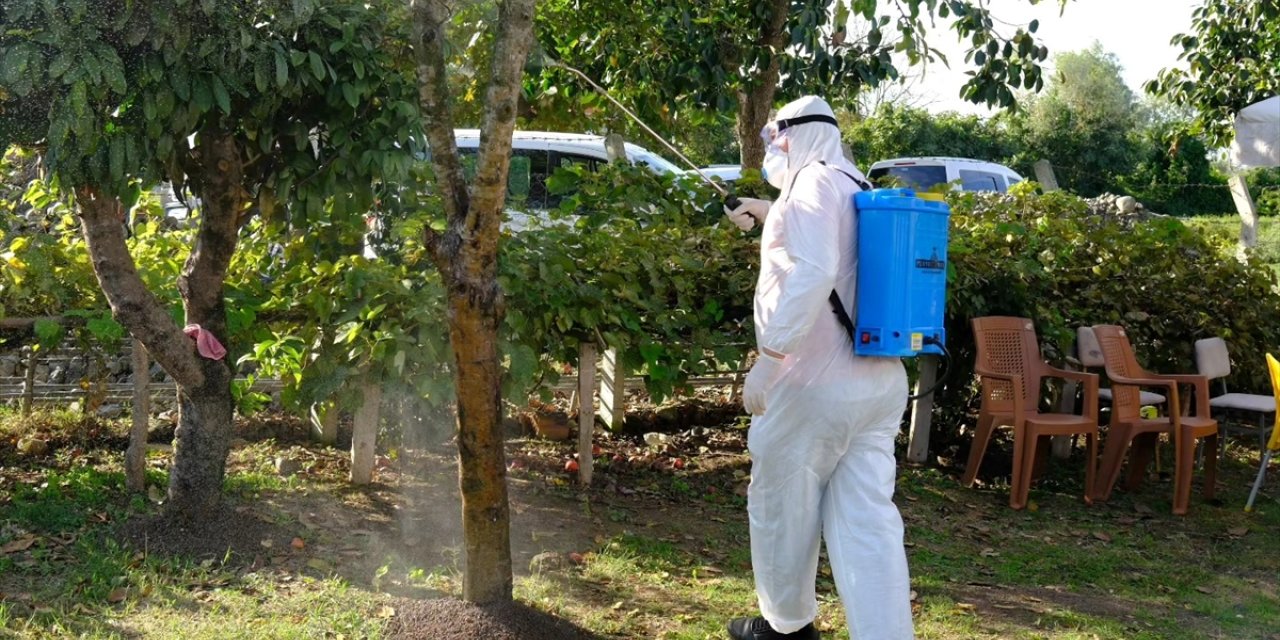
1231, 95, 1280, 168
1227, 96, 1279, 255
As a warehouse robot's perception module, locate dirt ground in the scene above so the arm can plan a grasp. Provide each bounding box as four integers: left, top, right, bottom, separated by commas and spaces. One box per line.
5, 392, 1278, 639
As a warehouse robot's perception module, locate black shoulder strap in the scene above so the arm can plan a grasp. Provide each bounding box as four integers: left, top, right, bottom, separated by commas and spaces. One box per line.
818, 160, 873, 191
829, 290, 856, 343
816, 161, 868, 344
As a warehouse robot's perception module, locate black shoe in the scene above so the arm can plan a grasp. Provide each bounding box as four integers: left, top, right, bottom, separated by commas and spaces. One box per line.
727, 616, 820, 640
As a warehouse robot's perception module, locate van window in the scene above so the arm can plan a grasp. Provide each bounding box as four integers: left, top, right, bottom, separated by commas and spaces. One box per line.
507, 155, 532, 202
547, 152, 600, 209
457, 148, 549, 209
958, 169, 1007, 192
868, 165, 947, 191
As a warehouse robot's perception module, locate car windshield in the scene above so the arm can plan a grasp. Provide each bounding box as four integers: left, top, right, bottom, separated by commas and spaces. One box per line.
868, 165, 948, 191
629, 149, 681, 175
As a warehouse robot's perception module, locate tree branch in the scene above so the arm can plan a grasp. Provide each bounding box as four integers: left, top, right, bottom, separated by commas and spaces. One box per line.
411, 0, 466, 268
468, 0, 536, 264
76, 187, 205, 389
178, 132, 243, 345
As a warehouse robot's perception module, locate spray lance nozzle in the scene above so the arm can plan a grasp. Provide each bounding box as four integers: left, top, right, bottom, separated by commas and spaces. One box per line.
543, 58, 742, 213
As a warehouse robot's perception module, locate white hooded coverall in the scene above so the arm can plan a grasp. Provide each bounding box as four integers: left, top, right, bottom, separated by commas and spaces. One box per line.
748, 96, 914, 639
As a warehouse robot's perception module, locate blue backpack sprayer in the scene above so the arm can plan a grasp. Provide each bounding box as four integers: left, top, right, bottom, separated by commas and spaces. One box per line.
812, 165, 953, 398
552, 59, 953, 397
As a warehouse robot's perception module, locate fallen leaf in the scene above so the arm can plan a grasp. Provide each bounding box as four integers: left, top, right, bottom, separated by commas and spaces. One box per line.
306, 558, 332, 572
1093, 532, 1112, 543
1, 535, 36, 554
979, 548, 1000, 557
260, 539, 275, 548
107, 587, 128, 603
1196, 586, 1212, 594
291, 537, 306, 550
377, 605, 396, 618
1227, 527, 1248, 537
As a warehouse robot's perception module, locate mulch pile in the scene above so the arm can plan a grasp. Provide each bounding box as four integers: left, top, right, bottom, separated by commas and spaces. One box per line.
117, 504, 296, 565
386, 597, 605, 640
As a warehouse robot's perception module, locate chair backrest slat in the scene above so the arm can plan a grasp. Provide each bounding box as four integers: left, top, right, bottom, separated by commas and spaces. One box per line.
1194, 337, 1232, 385
973, 316, 1043, 412
1092, 325, 1146, 422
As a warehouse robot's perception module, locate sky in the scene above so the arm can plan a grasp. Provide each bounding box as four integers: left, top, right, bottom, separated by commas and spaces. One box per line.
902, 0, 1202, 115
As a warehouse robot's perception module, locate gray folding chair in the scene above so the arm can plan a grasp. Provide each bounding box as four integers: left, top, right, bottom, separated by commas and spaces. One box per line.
1194, 337, 1276, 447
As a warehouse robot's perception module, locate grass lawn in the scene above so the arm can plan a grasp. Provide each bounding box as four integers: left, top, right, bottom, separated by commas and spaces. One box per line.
2, 407, 1280, 639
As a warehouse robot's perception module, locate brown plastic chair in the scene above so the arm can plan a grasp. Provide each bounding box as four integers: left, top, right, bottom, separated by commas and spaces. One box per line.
965, 317, 1100, 509
1091, 325, 1220, 515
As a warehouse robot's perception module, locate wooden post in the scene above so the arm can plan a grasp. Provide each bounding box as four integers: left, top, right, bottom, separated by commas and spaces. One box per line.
906, 355, 937, 464
577, 341, 597, 485
1229, 175, 1259, 259
21, 347, 37, 416
598, 347, 626, 430
350, 381, 382, 484
125, 339, 150, 491
1033, 159, 1059, 192
310, 401, 339, 445
1051, 383, 1077, 459
603, 133, 627, 164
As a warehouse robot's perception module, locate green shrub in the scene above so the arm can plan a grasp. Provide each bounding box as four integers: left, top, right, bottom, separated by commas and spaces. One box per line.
500, 162, 757, 404
933, 186, 1280, 448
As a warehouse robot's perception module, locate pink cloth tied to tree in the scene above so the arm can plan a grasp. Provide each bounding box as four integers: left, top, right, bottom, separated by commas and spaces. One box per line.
183, 324, 227, 360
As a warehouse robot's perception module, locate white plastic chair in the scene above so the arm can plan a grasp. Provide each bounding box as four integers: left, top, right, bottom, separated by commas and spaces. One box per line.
1194, 338, 1276, 446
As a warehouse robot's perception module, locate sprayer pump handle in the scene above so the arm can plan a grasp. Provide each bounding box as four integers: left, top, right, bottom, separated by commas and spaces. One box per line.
723, 195, 742, 212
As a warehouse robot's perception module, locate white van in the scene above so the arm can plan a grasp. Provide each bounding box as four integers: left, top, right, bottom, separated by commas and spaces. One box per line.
866, 157, 1022, 193
452, 129, 681, 212
366, 130, 683, 253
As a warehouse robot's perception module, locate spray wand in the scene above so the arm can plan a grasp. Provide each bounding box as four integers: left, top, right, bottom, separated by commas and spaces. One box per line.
545, 60, 743, 211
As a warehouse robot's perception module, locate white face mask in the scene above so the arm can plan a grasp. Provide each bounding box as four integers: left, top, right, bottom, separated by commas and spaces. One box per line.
762, 147, 788, 190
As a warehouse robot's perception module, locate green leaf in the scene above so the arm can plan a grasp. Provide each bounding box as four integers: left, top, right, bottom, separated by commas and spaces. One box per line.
48, 53, 74, 79
341, 83, 358, 109
212, 75, 231, 114
308, 50, 325, 81
274, 50, 289, 88
86, 316, 125, 344
34, 319, 64, 349
192, 75, 213, 112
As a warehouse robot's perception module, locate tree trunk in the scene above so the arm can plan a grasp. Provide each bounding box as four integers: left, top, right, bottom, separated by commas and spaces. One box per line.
448, 287, 512, 602
126, 339, 150, 492
412, 0, 535, 604
169, 377, 234, 517
77, 131, 244, 524
736, 0, 791, 170
167, 132, 243, 521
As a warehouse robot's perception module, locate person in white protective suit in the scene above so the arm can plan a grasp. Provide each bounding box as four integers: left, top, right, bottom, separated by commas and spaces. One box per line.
723, 96, 914, 640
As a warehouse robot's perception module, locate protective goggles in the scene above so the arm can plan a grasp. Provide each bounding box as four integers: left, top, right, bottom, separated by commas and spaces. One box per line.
759, 114, 840, 145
